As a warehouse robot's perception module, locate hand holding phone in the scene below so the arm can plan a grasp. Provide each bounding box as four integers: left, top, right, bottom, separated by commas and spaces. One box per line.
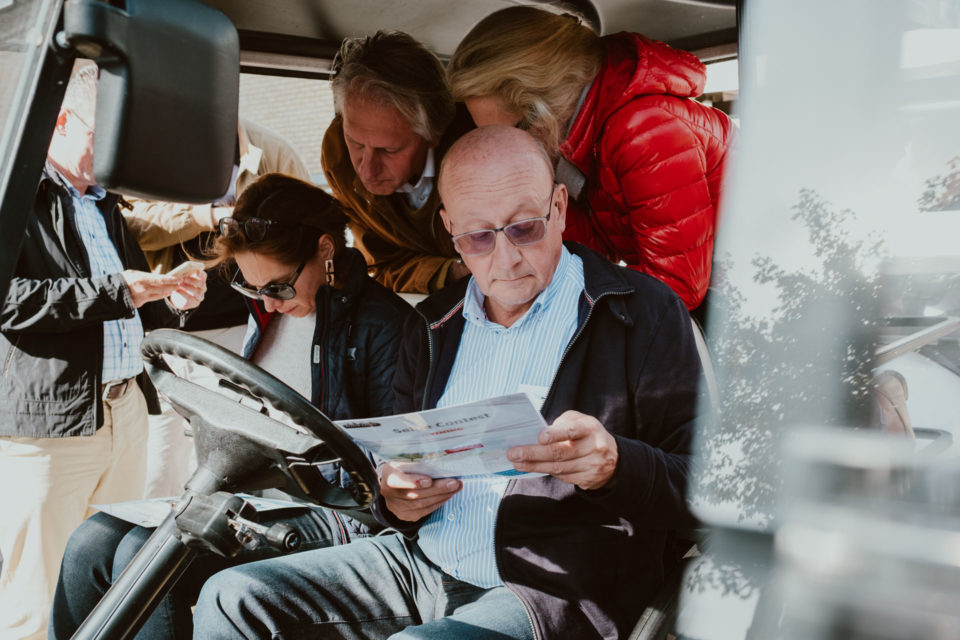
167, 260, 205, 278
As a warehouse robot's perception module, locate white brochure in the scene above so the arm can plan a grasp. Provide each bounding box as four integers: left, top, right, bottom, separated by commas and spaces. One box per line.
336, 393, 547, 478
93, 494, 303, 528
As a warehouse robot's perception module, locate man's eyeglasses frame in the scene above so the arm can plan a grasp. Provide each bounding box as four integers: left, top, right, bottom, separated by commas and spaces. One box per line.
448, 185, 556, 256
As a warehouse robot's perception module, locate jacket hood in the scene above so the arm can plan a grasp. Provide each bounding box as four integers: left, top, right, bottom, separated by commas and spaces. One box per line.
596, 32, 706, 115
560, 33, 706, 163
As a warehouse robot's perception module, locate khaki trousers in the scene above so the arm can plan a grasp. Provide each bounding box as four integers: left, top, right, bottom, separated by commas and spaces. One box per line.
0, 383, 148, 640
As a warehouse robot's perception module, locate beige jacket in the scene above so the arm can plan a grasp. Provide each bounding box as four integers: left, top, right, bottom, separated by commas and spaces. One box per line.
123, 119, 311, 272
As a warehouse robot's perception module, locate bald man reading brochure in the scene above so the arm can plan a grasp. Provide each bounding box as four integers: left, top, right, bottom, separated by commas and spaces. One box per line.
194, 126, 702, 640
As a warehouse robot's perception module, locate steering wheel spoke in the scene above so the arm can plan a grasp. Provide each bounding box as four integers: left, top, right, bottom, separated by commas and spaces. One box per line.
141, 329, 378, 510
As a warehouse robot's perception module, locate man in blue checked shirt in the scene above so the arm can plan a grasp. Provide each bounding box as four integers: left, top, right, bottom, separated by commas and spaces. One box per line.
194, 125, 702, 640
0, 63, 206, 639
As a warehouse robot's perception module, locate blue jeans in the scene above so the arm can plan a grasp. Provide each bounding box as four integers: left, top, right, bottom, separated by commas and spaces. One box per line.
193, 533, 535, 640
49, 507, 344, 639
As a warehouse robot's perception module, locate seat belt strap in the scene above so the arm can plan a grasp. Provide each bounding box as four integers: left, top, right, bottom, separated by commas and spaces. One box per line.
556, 155, 587, 201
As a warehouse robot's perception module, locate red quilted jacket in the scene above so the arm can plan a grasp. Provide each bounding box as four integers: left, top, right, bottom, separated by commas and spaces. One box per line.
560, 32, 734, 309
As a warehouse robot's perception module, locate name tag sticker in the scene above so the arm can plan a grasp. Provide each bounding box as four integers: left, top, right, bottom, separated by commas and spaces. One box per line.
517, 384, 549, 412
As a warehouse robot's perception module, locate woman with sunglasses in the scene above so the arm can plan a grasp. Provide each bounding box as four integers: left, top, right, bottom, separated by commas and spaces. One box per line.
50, 173, 413, 639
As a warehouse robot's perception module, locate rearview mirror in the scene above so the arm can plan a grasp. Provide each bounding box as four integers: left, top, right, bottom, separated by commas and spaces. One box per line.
61, 0, 239, 203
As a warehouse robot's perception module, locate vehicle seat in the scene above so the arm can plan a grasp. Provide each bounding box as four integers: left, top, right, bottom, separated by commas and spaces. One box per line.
629, 529, 707, 640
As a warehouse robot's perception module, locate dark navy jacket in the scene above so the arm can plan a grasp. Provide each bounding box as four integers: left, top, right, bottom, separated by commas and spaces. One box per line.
379, 242, 702, 640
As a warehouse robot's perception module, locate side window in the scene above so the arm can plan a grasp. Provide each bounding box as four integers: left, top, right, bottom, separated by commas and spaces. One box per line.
238, 73, 336, 186
700, 58, 738, 119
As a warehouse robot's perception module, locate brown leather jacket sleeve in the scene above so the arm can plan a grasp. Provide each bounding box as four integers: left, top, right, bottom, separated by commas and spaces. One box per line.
322, 117, 458, 294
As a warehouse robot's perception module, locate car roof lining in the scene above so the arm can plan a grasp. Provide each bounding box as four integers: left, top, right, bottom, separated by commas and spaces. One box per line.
203, 0, 738, 69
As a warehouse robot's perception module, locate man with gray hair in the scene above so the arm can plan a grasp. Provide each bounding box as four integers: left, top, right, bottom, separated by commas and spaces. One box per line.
322, 31, 471, 293
0, 63, 205, 639
194, 125, 701, 640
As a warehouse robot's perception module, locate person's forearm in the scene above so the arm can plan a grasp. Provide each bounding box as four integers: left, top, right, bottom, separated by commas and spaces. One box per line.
123, 201, 216, 251
1, 274, 134, 333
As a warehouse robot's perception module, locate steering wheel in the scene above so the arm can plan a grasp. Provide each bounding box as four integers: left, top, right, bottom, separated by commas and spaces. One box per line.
141, 328, 378, 510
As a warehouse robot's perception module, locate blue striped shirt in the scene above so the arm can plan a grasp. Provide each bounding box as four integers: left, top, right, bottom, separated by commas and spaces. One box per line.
56, 169, 145, 382
418, 246, 584, 588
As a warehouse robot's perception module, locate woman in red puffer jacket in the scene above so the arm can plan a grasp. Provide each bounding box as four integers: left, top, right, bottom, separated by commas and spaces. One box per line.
448, 5, 734, 311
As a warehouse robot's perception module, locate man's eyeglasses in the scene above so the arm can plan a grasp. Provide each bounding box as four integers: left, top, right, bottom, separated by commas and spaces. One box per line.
448, 187, 555, 256
219, 216, 305, 242
230, 259, 307, 301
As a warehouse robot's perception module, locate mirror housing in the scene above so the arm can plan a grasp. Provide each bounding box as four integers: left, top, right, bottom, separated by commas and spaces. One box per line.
61, 0, 239, 203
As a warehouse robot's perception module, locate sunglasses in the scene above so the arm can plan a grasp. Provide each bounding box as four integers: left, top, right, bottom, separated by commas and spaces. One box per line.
219, 216, 311, 242
230, 259, 307, 301
449, 186, 556, 256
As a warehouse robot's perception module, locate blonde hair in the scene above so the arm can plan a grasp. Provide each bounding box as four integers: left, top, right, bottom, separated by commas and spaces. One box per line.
448, 6, 602, 157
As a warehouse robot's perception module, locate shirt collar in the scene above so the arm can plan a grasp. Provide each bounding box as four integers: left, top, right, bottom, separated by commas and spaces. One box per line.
236, 121, 263, 176
396, 147, 435, 208
462, 245, 573, 330
239, 141, 263, 176
44, 162, 105, 200
84, 183, 107, 201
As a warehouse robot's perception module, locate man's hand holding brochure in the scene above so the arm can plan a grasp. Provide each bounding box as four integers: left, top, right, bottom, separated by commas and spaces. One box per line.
339, 393, 620, 523
335, 393, 546, 478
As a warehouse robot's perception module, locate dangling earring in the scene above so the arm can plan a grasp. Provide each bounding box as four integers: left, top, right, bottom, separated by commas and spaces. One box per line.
325, 258, 335, 287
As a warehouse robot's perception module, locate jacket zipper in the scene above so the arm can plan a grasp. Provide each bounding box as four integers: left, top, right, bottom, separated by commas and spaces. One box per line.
542, 289, 631, 410
63, 207, 89, 278
494, 516, 539, 640
3, 336, 21, 379
420, 314, 436, 411
317, 291, 330, 412
331, 509, 348, 545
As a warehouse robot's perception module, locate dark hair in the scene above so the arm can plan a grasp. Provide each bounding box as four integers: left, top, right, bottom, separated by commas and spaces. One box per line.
212, 173, 348, 267
331, 31, 454, 143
